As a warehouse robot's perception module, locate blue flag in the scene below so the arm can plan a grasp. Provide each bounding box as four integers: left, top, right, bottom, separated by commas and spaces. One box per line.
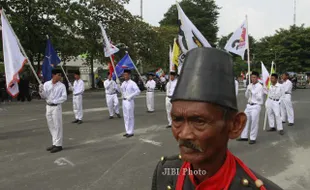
42, 39, 61, 82
112, 54, 135, 80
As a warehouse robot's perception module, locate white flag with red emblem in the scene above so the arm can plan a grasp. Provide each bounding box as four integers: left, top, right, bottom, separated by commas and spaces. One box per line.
224, 19, 248, 60
261, 62, 270, 89
98, 23, 119, 57
1, 10, 27, 97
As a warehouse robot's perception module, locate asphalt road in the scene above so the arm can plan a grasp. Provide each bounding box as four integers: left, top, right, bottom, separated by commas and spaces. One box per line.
0, 88, 310, 190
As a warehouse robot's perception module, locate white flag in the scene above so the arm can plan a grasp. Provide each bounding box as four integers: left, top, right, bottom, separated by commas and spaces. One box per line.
1, 11, 27, 97
98, 23, 119, 57
224, 19, 248, 60
261, 62, 270, 89
176, 3, 211, 54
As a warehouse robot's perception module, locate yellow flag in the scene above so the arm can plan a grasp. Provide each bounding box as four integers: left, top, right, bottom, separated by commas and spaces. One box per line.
267, 62, 276, 89
172, 38, 181, 66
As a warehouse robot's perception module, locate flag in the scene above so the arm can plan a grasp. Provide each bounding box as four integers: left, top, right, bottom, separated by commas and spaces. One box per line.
267, 61, 276, 89
112, 54, 135, 80
172, 38, 181, 66
42, 39, 61, 82
98, 23, 119, 57
1, 11, 27, 97
169, 45, 176, 72
156, 68, 164, 77
108, 55, 115, 77
261, 62, 270, 89
176, 3, 211, 54
224, 19, 248, 60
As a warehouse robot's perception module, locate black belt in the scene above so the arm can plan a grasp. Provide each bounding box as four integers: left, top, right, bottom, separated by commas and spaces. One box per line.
47, 104, 58, 106
269, 98, 279, 101
74, 93, 83, 96
107, 93, 116, 95
248, 103, 257, 106
285, 92, 291, 94
167, 96, 172, 98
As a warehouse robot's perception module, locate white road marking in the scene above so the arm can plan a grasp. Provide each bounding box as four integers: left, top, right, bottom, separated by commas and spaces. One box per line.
139, 138, 162, 146
26, 119, 38, 122
54, 157, 75, 167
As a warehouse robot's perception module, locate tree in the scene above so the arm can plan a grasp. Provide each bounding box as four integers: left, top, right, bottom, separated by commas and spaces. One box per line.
159, 0, 220, 46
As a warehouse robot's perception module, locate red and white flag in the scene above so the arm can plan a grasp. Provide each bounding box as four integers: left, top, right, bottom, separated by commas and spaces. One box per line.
261, 62, 270, 89
98, 23, 119, 57
224, 19, 248, 60
1, 10, 27, 97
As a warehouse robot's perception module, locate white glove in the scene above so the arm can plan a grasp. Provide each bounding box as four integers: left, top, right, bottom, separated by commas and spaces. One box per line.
69, 86, 73, 91
116, 78, 120, 85
69, 83, 73, 88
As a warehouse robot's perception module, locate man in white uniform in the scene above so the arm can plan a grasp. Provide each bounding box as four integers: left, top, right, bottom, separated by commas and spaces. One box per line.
121, 70, 141, 138
39, 69, 67, 153
165, 71, 178, 128
235, 77, 239, 96
266, 74, 285, 135
145, 73, 156, 113
238, 71, 264, 144
280, 73, 294, 126
70, 71, 84, 124
104, 72, 121, 119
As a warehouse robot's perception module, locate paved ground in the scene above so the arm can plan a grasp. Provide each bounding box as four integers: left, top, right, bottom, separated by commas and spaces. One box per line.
0, 88, 310, 190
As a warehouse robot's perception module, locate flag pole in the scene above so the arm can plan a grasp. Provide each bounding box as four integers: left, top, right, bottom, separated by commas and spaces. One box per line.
263, 61, 274, 131
127, 52, 146, 87
1, 9, 42, 85
46, 35, 71, 86
246, 15, 251, 86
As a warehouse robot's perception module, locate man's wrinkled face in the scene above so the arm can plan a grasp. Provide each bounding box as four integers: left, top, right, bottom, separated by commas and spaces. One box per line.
171, 101, 246, 164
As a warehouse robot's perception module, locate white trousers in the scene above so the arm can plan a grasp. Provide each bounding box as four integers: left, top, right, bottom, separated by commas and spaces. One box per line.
122, 99, 135, 135
266, 99, 283, 130
106, 94, 120, 116
241, 104, 262, 140
165, 97, 172, 126
73, 95, 83, 120
281, 94, 294, 123
146, 92, 154, 111
46, 105, 63, 146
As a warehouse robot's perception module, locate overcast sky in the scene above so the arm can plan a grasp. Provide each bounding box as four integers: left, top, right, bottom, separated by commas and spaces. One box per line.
125, 0, 310, 40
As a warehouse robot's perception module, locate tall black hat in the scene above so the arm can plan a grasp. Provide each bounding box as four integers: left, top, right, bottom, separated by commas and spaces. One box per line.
171, 47, 238, 111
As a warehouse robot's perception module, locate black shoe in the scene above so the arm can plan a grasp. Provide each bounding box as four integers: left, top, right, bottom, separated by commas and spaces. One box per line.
123, 133, 128, 137
166, 125, 172, 128
249, 140, 256, 144
46, 145, 55, 151
77, 120, 83, 124
282, 121, 286, 123
116, 114, 121, 118
109, 116, 114, 119
126, 134, 134, 138
288, 123, 294, 126
50, 146, 63, 153
72, 120, 79, 123
279, 130, 284, 135
267, 128, 276, 132
236, 138, 248, 141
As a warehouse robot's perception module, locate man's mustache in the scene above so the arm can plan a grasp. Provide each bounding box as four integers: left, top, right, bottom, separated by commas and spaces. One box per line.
178, 139, 203, 152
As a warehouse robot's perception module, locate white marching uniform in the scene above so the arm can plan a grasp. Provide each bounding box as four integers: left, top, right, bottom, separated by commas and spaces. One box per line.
145, 79, 156, 111
241, 82, 264, 141
235, 80, 239, 96
166, 79, 178, 126
280, 80, 294, 123
40, 81, 67, 147
104, 79, 120, 117
72, 79, 84, 121
266, 83, 284, 131
121, 80, 141, 135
